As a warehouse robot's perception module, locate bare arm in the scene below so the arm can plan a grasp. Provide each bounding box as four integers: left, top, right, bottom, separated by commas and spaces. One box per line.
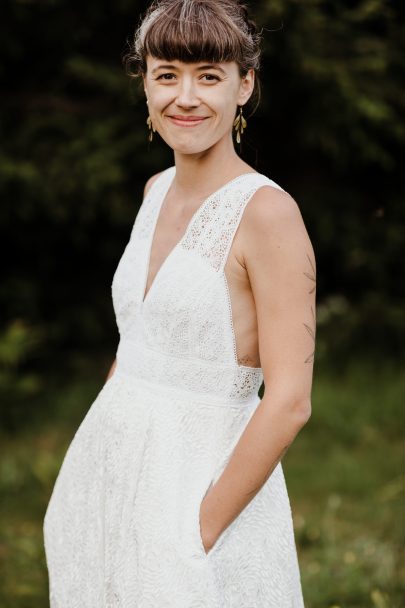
200, 186, 316, 552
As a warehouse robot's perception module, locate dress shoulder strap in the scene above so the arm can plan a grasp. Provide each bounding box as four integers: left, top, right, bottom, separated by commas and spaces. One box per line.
131, 166, 175, 241
181, 171, 286, 272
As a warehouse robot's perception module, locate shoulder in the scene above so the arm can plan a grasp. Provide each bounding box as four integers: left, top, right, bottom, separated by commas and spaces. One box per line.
245, 182, 303, 233
242, 182, 310, 242
241, 182, 315, 267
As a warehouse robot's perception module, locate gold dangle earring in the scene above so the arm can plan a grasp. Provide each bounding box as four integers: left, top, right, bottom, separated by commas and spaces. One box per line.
233, 105, 247, 145
146, 115, 156, 142
146, 100, 156, 142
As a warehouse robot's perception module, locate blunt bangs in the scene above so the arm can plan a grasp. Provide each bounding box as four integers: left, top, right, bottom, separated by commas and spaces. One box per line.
142, 4, 247, 73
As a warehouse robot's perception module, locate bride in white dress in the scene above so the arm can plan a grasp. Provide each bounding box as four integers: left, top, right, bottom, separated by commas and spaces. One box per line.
43, 1, 316, 606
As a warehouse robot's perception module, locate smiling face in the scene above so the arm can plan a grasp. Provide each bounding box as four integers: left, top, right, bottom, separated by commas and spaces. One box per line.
143, 56, 254, 154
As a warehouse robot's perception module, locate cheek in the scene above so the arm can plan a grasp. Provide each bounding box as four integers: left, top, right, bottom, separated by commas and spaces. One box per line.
147, 86, 172, 110
207, 92, 234, 117
213, 85, 239, 113
215, 98, 238, 128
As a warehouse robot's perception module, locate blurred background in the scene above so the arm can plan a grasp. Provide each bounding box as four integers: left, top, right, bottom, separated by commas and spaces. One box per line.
1, 0, 404, 606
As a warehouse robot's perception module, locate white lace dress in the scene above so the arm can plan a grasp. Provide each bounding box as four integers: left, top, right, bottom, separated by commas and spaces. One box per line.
43, 165, 305, 607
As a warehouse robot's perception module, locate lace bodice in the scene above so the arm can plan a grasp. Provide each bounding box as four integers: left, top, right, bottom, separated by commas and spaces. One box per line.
112, 166, 285, 402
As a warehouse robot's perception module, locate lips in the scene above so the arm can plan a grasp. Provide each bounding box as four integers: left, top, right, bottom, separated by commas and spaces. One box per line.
170, 115, 208, 121
167, 115, 208, 127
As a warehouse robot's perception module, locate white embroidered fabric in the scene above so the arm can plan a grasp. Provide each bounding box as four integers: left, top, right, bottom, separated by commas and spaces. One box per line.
43, 166, 305, 607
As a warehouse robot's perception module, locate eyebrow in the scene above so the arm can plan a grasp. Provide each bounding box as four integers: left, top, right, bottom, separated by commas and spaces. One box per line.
151, 63, 227, 75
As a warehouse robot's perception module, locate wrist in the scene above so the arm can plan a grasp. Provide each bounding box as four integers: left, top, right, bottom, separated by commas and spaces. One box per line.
200, 493, 221, 548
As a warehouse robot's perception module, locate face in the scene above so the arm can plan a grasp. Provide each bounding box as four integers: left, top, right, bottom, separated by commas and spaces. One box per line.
143, 56, 254, 154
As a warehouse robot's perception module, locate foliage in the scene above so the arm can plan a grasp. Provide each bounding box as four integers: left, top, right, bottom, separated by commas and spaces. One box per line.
0, 320, 44, 431
0, 4, 404, 603
1, 0, 404, 371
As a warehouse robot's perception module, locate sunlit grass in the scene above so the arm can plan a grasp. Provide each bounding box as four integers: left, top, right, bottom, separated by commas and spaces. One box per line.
0, 358, 403, 607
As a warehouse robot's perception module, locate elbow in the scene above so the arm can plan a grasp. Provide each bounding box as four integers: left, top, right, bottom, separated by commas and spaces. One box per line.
284, 399, 312, 433
262, 393, 312, 427
289, 397, 312, 428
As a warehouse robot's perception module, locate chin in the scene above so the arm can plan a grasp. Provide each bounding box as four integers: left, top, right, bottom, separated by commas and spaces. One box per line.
162, 137, 216, 154
173, 144, 210, 155
163, 136, 212, 155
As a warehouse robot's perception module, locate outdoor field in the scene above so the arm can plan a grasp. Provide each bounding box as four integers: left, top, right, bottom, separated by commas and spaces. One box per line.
1, 356, 403, 607
1, 0, 403, 606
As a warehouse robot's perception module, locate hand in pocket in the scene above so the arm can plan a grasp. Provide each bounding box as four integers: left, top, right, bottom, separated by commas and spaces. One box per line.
199, 494, 217, 555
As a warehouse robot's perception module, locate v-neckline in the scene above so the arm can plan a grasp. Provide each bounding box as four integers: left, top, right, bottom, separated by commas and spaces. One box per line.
140, 167, 259, 306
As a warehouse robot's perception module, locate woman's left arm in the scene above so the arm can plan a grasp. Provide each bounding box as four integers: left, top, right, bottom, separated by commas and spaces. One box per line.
200, 186, 317, 552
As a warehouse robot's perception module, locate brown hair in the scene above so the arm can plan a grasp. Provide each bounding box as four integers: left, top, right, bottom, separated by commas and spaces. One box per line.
122, 0, 263, 115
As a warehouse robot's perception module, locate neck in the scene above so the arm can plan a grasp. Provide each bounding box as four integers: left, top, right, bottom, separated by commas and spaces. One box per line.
171, 135, 253, 201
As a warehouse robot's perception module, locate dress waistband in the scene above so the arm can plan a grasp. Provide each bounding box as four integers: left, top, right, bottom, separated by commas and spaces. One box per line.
114, 338, 262, 409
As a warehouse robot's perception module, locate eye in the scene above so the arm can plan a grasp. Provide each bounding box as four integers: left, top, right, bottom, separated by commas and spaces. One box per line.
156, 73, 176, 80
201, 74, 220, 82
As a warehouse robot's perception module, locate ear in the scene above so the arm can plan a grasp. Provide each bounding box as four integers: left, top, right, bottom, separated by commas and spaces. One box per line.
237, 68, 255, 106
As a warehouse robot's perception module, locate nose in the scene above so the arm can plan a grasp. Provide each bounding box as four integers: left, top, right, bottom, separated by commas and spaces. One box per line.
175, 76, 200, 108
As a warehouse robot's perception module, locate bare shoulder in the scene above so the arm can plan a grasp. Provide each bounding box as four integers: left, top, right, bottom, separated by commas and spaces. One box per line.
143, 170, 165, 198
241, 184, 315, 266
244, 184, 305, 235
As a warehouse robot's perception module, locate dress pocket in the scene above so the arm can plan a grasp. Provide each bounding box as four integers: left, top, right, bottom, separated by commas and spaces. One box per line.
179, 476, 217, 561
190, 479, 237, 561
180, 454, 238, 561
192, 479, 214, 559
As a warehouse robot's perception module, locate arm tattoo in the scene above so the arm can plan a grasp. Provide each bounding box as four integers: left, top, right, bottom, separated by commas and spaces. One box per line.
303, 252, 316, 294
244, 443, 292, 498
303, 252, 316, 363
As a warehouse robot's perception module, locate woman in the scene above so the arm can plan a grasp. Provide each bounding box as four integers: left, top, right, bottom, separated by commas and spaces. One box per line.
43, 1, 316, 606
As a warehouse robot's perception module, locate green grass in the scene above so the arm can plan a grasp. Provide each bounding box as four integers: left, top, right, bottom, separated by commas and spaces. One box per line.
284, 359, 404, 607
0, 358, 403, 607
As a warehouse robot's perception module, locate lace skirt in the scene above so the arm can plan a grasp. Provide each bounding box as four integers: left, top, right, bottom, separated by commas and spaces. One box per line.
43, 370, 305, 607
